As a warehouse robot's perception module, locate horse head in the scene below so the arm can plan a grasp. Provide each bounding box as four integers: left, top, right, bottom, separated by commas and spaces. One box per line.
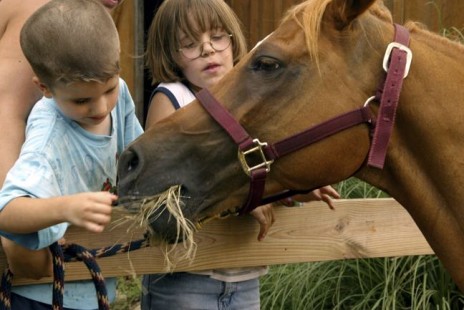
117, 0, 391, 242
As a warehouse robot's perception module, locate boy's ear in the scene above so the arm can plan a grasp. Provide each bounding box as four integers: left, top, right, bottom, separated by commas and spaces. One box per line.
32, 77, 53, 98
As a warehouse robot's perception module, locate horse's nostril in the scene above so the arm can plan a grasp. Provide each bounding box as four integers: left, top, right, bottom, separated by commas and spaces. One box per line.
127, 154, 139, 172
181, 186, 192, 200
118, 148, 143, 189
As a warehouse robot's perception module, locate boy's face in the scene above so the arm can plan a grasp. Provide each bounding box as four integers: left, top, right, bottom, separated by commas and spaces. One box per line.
40, 76, 120, 133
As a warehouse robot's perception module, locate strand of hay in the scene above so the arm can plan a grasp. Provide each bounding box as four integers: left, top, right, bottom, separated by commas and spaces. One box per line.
112, 185, 197, 271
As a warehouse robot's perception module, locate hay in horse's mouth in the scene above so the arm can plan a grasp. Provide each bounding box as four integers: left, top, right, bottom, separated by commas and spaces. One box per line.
113, 185, 241, 270
114, 185, 197, 270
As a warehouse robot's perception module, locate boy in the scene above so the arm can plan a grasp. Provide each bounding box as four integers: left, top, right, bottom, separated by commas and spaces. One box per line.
0, 0, 143, 308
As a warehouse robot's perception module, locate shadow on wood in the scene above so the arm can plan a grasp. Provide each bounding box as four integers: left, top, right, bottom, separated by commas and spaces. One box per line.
1, 198, 433, 286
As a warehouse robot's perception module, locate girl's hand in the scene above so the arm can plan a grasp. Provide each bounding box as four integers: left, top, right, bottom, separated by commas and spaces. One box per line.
250, 204, 275, 241
63, 192, 117, 233
293, 185, 340, 210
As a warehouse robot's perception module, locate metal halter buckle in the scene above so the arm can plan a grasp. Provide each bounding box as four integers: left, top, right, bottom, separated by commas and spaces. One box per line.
238, 139, 274, 177
383, 42, 413, 78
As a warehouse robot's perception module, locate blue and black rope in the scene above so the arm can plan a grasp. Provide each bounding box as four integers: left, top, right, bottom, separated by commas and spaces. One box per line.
0, 237, 149, 310
49, 242, 65, 310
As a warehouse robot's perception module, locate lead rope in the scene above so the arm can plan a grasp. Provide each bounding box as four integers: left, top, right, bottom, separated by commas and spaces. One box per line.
0, 269, 12, 310
50, 242, 65, 310
0, 236, 150, 310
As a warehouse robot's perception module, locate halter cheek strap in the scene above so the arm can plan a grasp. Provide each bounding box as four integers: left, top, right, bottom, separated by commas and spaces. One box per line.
367, 24, 412, 168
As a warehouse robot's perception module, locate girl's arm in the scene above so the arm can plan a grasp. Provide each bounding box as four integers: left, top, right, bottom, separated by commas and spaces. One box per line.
145, 92, 177, 128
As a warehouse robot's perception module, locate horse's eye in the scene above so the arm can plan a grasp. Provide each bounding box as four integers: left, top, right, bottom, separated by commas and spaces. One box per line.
251, 57, 282, 72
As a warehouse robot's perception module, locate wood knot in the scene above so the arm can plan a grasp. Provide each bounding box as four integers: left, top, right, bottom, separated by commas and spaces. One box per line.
335, 216, 350, 233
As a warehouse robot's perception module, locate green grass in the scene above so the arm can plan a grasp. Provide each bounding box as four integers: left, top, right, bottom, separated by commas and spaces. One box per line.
260, 255, 464, 310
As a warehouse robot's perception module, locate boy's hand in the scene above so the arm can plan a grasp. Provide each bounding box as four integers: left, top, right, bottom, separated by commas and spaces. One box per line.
63, 192, 117, 233
250, 204, 275, 241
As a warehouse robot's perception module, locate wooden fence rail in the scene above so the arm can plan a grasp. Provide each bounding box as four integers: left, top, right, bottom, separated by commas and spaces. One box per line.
0, 198, 433, 286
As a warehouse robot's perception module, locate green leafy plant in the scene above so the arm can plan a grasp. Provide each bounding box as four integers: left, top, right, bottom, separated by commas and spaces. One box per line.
111, 276, 142, 309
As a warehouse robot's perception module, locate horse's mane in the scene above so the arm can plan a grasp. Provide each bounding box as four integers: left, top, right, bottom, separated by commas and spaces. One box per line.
281, 0, 330, 62
280, 0, 464, 62
280, 0, 392, 64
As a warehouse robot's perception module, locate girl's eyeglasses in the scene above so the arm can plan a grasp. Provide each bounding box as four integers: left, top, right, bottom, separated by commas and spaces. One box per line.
178, 34, 233, 60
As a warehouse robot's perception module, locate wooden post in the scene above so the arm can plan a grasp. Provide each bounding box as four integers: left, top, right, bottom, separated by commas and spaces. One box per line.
111, 0, 145, 121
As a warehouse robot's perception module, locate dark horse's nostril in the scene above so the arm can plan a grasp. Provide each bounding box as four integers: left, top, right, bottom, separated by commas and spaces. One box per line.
120, 148, 140, 174
118, 147, 143, 188
127, 152, 139, 172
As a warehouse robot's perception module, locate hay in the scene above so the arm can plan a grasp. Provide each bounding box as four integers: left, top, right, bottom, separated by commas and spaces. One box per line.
113, 185, 197, 271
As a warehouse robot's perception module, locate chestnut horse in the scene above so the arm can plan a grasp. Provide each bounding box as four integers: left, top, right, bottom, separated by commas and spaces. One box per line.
118, 0, 464, 291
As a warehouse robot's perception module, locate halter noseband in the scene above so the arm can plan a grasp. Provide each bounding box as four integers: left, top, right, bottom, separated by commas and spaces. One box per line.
194, 24, 412, 214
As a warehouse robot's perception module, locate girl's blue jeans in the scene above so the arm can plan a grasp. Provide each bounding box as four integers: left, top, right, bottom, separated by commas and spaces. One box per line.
140, 272, 260, 310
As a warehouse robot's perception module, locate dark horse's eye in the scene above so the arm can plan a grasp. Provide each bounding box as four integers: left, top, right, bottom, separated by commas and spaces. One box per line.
251, 56, 282, 72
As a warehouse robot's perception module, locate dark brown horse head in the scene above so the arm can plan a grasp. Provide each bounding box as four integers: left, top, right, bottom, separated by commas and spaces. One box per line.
118, 0, 464, 292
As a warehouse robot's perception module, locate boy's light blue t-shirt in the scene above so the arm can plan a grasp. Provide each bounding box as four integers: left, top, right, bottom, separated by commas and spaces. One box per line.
0, 78, 143, 309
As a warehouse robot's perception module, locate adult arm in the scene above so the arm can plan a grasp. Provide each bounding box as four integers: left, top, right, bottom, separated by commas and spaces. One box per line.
0, 237, 52, 279
0, 0, 55, 279
0, 0, 48, 185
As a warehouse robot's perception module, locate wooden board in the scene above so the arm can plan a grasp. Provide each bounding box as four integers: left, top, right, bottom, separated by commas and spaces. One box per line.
1, 198, 433, 286
111, 0, 145, 121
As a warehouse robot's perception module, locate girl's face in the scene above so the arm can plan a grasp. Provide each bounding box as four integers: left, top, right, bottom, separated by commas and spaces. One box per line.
176, 29, 234, 90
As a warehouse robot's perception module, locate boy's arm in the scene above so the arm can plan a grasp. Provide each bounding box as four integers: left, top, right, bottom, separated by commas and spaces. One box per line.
0, 192, 115, 277
1, 237, 52, 279
0, 192, 116, 234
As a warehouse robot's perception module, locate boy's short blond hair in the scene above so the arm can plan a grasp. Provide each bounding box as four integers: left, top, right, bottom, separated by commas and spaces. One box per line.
20, 0, 120, 89
146, 0, 248, 85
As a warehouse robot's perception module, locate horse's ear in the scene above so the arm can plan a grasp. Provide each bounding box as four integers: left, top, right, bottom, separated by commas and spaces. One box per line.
326, 0, 377, 30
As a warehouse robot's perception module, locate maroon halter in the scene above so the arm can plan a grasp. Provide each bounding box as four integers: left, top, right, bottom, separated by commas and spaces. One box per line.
194, 24, 412, 214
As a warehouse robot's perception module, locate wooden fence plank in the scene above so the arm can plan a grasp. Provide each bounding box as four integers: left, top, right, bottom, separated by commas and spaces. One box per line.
1, 198, 433, 286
